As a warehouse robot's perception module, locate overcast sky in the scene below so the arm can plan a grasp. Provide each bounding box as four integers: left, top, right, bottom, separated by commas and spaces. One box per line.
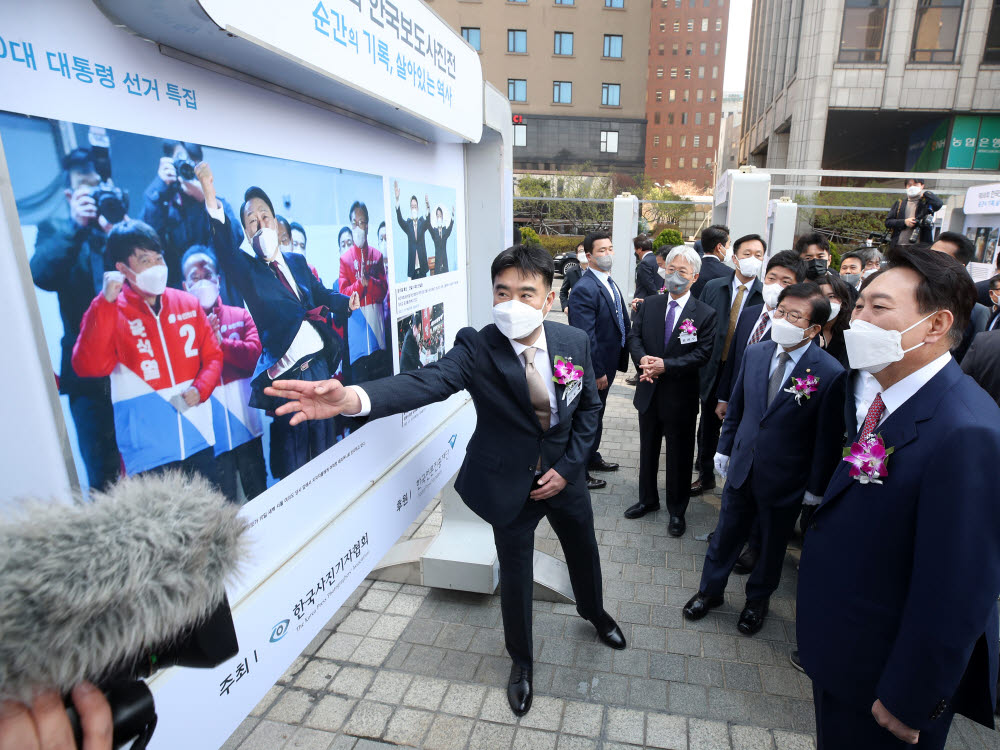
723, 0, 752, 94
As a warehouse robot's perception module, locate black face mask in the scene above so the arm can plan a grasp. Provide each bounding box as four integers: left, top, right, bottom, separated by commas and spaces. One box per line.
805, 258, 828, 279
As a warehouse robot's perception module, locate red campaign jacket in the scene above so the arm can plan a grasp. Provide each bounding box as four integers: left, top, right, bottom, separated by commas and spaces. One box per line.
72, 284, 223, 474
339, 243, 388, 306
208, 298, 264, 455
211, 298, 261, 381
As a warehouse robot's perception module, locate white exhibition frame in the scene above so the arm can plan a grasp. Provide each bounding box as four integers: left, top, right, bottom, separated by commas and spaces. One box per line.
0, 1, 501, 746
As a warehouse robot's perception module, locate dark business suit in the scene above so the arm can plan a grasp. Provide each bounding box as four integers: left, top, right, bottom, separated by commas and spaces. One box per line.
428, 219, 453, 275
974, 277, 997, 308
396, 206, 431, 279
399, 328, 422, 372
634, 252, 661, 300
362, 321, 605, 668
954, 302, 990, 364
798, 360, 1000, 749
700, 340, 846, 603
716, 303, 771, 404
567, 269, 631, 464
962, 330, 1000, 405
560, 265, 583, 311
691, 254, 730, 299
696, 274, 764, 482
629, 293, 717, 517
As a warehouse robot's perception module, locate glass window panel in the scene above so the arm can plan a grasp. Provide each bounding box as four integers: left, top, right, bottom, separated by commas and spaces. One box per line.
508, 30, 528, 53
553, 81, 573, 103
462, 28, 481, 51
554, 32, 574, 55
838, 0, 889, 63
508, 79, 527, 101
513, 124, 526, 147
604, 35, 623, 57
910, 0, 963, 63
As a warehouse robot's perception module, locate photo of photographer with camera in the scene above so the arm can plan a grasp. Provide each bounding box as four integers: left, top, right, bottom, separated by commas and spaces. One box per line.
885, 177, 943, 247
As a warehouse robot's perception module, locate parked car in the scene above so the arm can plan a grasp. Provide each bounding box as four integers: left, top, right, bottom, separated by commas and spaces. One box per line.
554, 252, 579, 277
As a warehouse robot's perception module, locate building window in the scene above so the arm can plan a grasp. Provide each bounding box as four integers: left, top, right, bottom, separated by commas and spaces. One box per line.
672, 43, 679, 54
707, 135, 714, 147
665, 157, 671, 168
681, 112, 689, 124
987, 0, 1000, 62
681, 135, 687, 147
555, 0, 574, 4
660, 21, 666, 31
701, 18, 709, 31
679, 157, 685, 168
554, 31, 574, 55
601, 130, 619, 152
673, 20, 680, 31
553, 81, 573, 103
693, 157, 699, 168
658, 43, 665, 55
671, 67, 678, 77
695, 112, 703, 124
513, 124, 527, 147
715, 17, 722, 30
698, 66, 705, 78
602, 82, 622, 105
657, 66, 665, 78
710, 89, 717, 101
688, 19, 694, 30
684, 67, 691, 78
653, 135, 660, 146
686, 43, 693, 55
696, 89, 703, 101
700, 42, 707, 55
838, 0, 889, 62
668, 89, 675, 101
508, 29, 528, 53
714, 41, 721, 55
605, 0, 625, 6
652, 157, 659, 168
509, 0, 527, 3
462, 28, 481, 51
656, 90, 664, 102
682, 89, 689, 101
668, 113, 675, 124
910, 0, 963, 63
603, 34, 623, 58
508, 78, 527, 101
712, 65, 719, 78
709, 112, 716, 125
655, 112, 662, 124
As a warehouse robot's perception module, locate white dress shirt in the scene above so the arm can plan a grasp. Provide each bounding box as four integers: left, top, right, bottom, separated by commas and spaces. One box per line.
665, 290, 692, 336
855, 352, 952, 434
348, 326, 560, 427
205, 203, 324, 378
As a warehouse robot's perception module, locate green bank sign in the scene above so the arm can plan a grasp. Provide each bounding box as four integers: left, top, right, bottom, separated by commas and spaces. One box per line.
946, 115, 1000, 170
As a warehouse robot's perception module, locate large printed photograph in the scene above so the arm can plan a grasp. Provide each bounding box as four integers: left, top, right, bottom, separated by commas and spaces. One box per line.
0, 113, 393, 502
390, 177, 458, 283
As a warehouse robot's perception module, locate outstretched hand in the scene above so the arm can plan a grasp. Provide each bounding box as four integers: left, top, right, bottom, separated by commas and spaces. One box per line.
264, 378, 362, 425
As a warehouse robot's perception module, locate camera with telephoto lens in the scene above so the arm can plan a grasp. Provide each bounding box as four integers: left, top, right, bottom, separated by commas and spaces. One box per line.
173, 158, 197, 182
87, 181, 129, 224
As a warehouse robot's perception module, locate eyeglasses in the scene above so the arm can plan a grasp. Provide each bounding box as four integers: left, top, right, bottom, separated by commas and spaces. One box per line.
773, 307, 806, 324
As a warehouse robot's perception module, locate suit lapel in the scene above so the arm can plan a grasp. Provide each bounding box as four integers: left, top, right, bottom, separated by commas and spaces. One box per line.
762, 341, 818, 419
485, 325, 540, 428
585, 269, 618, 325
647, 294, 667, 355
259, 255, 299, 302
544, 321, 571, 426
665, 296, 697, 354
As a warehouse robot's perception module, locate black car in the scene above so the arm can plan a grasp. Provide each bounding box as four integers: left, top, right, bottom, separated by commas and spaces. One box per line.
554, 252, 580, 277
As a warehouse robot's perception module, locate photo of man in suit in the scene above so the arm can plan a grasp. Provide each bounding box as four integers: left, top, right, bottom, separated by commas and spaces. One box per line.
194, 162, 360, 480
428, 204, 455, 276
264, 244, 626, 718
394, 181, 431, 280
567, 231, 632, 490
798, 247, 1000, 748
683, 282, 846, 636
624, 246, 717, 537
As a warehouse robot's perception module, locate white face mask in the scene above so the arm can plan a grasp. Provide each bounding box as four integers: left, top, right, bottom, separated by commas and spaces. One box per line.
862, 267, 878, 279
761, 282, 783, 309
188, 279, 220, 309
827, 301, 842, 322
251, 227, 279, 260
352, 226, 367, 248
843, 313, 938, 374
593, 254, 614, 272
657, 267, 667, 279
723, 245, 734, 263
906, 185, 923, 199
771, 317, 811, 348
133, 264, 168, 296
492, 299, 546, 340
736, 256, 762, 278
411, 207, 419, 220
576, 252, 587, 264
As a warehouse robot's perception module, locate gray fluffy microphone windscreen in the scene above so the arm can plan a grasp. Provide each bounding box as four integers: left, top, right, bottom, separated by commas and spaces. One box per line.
0, 471, 248, 703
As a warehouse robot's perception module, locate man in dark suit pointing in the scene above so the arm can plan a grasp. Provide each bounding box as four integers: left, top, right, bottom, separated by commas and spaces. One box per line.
798, 247, 1000, 748
265, 245, 626, 717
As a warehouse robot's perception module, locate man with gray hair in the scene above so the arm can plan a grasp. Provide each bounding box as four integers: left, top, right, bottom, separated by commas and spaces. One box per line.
624, 246, 718, 537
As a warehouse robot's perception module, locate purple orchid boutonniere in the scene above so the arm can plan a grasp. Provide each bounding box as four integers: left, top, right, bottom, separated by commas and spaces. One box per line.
679, 319, 697, 336
784, 369, 820, 405
842, 433, 895, 485
553, 355, 584, 406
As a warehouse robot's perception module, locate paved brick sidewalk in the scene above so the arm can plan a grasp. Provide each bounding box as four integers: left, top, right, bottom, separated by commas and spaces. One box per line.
223, 290, 999, 750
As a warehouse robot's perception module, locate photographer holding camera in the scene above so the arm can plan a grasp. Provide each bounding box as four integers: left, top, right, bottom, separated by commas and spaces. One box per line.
885, 177, 943, 247
141, 141, 244, 305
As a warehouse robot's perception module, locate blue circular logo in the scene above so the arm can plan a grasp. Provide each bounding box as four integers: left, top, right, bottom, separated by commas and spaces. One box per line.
270, 619, 289, 642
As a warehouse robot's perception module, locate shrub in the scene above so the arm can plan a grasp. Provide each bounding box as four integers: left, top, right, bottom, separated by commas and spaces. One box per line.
519, 226, 542, 248
538, 235, 584, 257
653, 228, 683, 249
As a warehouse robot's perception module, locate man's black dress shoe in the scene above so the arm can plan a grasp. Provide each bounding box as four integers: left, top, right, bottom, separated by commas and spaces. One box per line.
668, 515, 686, 537
507, 664, 533, 716
690, 478, 716, 496
587, 474, 607, 490
737, 599, 769, 635
732, 545, 759, 575
624, 501, 660, 519
683, 592, 724, 620
588, 458, 619, 472
591, 613, 627, 649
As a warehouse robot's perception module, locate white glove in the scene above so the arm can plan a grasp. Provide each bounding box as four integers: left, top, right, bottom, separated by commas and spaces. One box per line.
713, 453, 729, 479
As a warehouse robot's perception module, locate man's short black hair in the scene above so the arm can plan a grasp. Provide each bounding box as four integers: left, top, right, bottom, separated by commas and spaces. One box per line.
410, 313, 422, 330
936, 231, 976, 265
777, 281, 830, 329
989, 273, 1000, 291
765, 250, 805, 281
701, 225, 729, 255
338, 226, 352, 245
181, 244, 217, 277
378, 220, 386, 234
289, 222, 307, 242
349, 200, 369, 225
62, 147, 98, 188
410, 195, 419, 206
840, 250, 866, 268
240, 186, 275, 229
275, 215, 292, 236
873, 244, 976, 344
161, 141, 204, 162
733, 233, 767, 255
657, 245, 675, 260
794, 232, 830, 256
632, 234, 653, 253
106, 220, 163, 269
906, 177, 927, 185
583, 231, 612, 255
491, 244, 554, 290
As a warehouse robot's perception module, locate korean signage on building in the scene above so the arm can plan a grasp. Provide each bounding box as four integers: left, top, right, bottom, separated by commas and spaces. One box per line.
945, 115, 1000, 171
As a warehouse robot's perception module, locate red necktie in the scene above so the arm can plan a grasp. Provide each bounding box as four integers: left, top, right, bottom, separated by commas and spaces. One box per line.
858, 393, 885, 443
269, 260, 297, 298
748, 310, 770, 345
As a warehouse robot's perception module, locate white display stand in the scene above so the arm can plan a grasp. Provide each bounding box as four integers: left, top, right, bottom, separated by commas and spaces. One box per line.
613, 193, 641, 299
713, 166, 772, 242
767, 197, 799, 256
